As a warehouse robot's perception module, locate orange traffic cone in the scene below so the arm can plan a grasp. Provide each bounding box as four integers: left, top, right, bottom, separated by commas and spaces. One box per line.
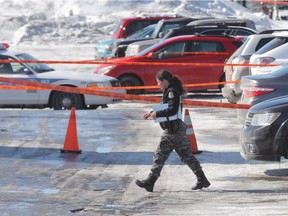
183, 109, 202, 154
60, 107, 82, 154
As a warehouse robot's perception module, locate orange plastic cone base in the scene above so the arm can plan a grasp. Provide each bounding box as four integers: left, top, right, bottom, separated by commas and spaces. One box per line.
183, 109, 202, 154
60, 107, 82, 154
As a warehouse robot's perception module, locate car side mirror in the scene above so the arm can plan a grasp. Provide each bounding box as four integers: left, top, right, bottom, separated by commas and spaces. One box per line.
146, 52, 154, 59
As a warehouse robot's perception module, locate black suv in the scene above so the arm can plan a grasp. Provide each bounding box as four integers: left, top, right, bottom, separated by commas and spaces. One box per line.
240, 95, 288, 162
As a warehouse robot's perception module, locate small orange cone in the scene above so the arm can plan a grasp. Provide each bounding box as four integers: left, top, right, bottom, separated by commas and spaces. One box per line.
60, 107, 82, 154
183, 109, 202, 154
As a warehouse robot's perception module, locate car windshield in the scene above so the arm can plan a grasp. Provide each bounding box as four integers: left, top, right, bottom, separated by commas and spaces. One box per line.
127, 24, 156, 39
136, 40, 166, 56
16, 53, 55, 73
151, 22, 185, 38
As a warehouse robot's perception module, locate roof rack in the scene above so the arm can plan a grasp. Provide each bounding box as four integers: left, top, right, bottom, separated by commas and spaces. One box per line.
259, 29, 288, 34
194, 34, 237, 38
138, 12, 181, 18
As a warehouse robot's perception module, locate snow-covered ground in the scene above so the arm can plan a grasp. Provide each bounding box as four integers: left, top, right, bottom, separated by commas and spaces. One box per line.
0, 0, 287, 46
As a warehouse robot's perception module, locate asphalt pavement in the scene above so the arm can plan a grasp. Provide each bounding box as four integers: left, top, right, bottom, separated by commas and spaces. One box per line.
0, 97, 288, 215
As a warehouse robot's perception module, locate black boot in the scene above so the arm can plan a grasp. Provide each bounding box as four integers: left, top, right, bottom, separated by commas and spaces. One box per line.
192, 170, 210, 190
135, 175, 157, 192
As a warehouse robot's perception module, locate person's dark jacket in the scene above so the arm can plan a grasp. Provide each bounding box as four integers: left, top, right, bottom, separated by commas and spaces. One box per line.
156, 84, 181, 133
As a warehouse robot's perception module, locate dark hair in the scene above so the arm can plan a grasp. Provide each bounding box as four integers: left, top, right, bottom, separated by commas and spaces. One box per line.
156, 70, 186, 96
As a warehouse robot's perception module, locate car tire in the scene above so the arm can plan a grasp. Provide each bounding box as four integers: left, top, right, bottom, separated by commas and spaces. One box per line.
51, 91, 85, 110
119, 75, 143, 94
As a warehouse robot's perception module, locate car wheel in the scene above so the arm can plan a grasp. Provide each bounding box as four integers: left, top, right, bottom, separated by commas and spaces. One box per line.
119, 75, 143, 94
51, 91, 85, 110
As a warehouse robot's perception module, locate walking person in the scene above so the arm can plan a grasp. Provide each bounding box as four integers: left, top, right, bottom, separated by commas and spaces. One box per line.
135, 70, 210, 192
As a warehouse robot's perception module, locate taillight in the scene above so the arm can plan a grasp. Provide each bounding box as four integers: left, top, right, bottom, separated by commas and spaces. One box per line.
255, 57, 275, 65
242, 86, 275, 98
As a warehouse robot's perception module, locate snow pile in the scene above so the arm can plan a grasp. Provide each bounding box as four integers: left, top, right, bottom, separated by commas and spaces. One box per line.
0, 0, 283, 45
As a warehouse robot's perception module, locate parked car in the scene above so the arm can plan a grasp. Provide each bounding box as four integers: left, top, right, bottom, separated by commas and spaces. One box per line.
94, 35, 244, 94
186, 18, 256, 30
111, 17, 200, 57
126, 25, 257, 57
95, 14, 178, 59
111, 14, 178, 39
240, 95, 288, 162
221, 32, 277, 104
95, 24, 156, 59
249, 31, 288, 75
0, 43, 125, 110
278, 2, 288, 20
164, 25, 258, 38
237, 65, 288, 124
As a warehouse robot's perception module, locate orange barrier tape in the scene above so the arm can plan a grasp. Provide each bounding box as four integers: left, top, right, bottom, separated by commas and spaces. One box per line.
0, 85, 47, 90
0, 77, 250, 109
0, 59, 279, 67
182, 99, 250, 110
0, 80, 240, 91
251, 0, 288, 5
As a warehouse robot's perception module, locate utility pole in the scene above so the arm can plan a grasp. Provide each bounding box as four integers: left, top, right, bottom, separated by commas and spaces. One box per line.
272, 0, 280, 20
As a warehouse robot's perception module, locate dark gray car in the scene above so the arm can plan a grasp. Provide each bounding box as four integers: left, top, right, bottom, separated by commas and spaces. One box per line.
240, 95, 288, 162
237, 65, 288, 124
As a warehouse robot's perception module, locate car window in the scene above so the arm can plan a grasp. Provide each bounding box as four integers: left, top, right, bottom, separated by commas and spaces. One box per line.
127, 24, 156, 39
112, 21, 122, 35
202, 29, 252, 36
160, 23, 184, 37
154, 41, 187, 59
137, 40, 166, 56
191, 41, 225, 52
125, 21, 152, 37
16, 53, 54, 73
0, 56, 23, 74
254, 37, 288, 55
255, 37, 275, 51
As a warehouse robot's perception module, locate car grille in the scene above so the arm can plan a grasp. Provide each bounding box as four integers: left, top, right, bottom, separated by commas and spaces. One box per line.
110, 80, 121, 87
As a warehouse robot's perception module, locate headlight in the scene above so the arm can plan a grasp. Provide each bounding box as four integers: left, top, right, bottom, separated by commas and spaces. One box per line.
251, 112, 281, 126
87, 82, 110, 89
97, 65, 116, 75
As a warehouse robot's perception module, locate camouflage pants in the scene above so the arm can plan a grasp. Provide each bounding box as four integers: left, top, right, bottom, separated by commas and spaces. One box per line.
150, 119, 202, 178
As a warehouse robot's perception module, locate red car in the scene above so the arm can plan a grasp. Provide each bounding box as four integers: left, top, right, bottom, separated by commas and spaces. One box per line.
112, 15, 177, 39
94, 35, 244, 94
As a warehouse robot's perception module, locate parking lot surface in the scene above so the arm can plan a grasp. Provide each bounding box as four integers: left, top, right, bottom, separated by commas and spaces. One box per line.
1, 98, 288, 215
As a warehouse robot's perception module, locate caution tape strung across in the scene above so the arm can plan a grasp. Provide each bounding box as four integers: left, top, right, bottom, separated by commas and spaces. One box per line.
0, 80, 240, 91
0, 59, 279, 67
0, 77, 251, 109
